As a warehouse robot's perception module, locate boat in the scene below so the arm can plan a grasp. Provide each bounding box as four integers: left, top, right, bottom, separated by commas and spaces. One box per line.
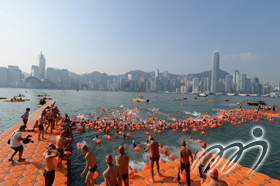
182, 97, 187, 100
238, 94, 248, 96
227, 93, 236, 96
0, 97, 7, 99
249, 94, 259, 97
37, 104, 43, 107
208, 100, 215, 102
246, 100, 266, 105
75, 89, 79, 91
198, 93, 208, 97
133, 92, 149, 102
133, 98, 149, 102
215, 93, 223, 95
224, 98, 229, 101
194, 97, 197, 99
3, 99, 25, 102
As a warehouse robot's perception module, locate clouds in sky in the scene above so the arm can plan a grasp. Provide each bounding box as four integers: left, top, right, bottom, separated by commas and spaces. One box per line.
223, 52, 256, 61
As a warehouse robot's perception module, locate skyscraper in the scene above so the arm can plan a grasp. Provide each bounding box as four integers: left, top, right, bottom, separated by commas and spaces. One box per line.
38, 52, 46, 79
211, 50, 219, 92
31, 65, 40, 79
192, 77, 199, 93
233, 70, 239, 83
225, 75, 232, 92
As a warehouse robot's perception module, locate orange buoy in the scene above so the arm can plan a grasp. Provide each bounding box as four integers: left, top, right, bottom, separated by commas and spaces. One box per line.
127, 133, 131, 137
143, 163, 150, 170
93, 172, 98, 179
162, 147, 168, 152
197, 139, 202, 143
129, 170, 134, 179
97, 139, 101, 144
53, 159, 59, 165
135, 146, 141, 151
182, 129, 187, 132
108, 136, 111, 140
79, 113, 82, 116
159, 158, 164, 163
78, 127, 83, 131
180, 172, 186, 181
55, 131, 61, 135
119, 131, 122, 135
77, 143, 82, 148
72, 126, 76, 129
201, 131, 205, 134
193, 128, 198, 132
146, 132, 150, 135
169, 153, 174, 159
35, 128, 39, 132
64, 151, 71, 156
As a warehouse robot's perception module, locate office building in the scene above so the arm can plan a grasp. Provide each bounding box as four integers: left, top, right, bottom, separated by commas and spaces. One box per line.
225, 75, 232, 92
8, 65, 22, 86
31, 65, 40, 79
192, 77, 199, 93
0, 67, 8, 86
38, 52, 46, 79
211, 50, 219, 92
246, 78, 251, 94
239, 74, 246, 92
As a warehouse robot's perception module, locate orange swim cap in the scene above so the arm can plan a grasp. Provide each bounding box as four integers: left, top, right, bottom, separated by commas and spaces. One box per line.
208, 168, 218, 179
181, 140, 186, 146
81, 145, 88, 151
189, 136, 192, 139
201, 142, 206, 148
118, 145, 125, 153
47, 144, 56, 150
105, 154, 113, 163
149, 135, 154, 140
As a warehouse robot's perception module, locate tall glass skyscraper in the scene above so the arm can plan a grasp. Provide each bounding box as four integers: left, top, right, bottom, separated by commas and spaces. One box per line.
211, 50, 219, 92
37, 52, 46, 79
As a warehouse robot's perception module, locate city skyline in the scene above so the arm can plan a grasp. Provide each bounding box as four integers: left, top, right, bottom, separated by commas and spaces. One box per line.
0, 0, 280, 84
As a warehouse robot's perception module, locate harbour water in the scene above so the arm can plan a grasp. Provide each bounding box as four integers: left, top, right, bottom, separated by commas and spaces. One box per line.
1, 88, 279, 185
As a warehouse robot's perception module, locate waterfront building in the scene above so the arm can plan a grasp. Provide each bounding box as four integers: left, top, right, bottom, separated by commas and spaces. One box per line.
163, 71, 168, 78
246, 78, 251, 94
8, 65, 22, 86
0, 67, 8, 86
31, 65, 40, 79
211, 50, 219, 92
233, 70, 239, 83
239, 74, 246, 92
225, 75, 232, 92
37, 52, 46, 79
192, 77, 199, 93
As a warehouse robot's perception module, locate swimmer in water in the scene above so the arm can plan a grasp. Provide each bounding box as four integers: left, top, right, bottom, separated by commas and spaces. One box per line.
103, 131, 109, 138
122, 132, 126, 138
92, 134, 99, 141
188, 136, 194, 141
115, 130, 119, 136
80, 145, 97, 186
158, 128, 162, 135
130, 140, 137, 147
142, 139, 149, 147
103, 154, 122, 186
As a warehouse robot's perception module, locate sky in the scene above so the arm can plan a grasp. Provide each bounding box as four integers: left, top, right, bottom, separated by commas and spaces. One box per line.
0, 0, 279, 84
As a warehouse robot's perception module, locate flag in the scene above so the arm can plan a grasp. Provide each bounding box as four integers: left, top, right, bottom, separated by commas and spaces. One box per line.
138, 92, 143, 98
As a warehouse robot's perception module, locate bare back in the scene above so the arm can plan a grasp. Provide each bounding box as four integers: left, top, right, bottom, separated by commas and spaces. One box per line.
43, 151, 55, 170
179, 147, 192, 163
86, 150, 96, 168
103, 165, 122, 186
56, 136, 64, 150
197, 150, 213, 167
115, 154, 129, 174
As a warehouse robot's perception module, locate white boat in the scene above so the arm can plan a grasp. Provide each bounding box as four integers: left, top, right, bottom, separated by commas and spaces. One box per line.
215, 93, 223, 95
198, 93, 208, 97
249, 94, 259, 97
238, 94, 247, 96
227, 93, 236, 96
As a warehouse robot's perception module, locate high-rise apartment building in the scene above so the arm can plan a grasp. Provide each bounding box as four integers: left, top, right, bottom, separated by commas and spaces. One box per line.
0, 67, 8, 86
225, 75, 232, 92
211, 51, 219, 92
239, 74, 246, 92
192, 77, 199, 93
38, 52, 46, 79
31, 65, 40, 79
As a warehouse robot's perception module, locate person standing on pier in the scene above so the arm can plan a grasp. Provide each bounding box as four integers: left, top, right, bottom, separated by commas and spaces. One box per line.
144, 135, 160, 183
38, 110, 47, 140
103, 154, 122, 186
21, 108, 30, 126
115, 145, 130, 186
43, 144, 61, 186
8, 125, 28, 162
80, 145, 97, 186
175, 140, 193, 186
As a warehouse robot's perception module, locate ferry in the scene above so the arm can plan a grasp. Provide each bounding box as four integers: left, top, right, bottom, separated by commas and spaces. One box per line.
227, 93, 236, 96
198, 93, 208, 97
238, 94, 247, 96
249, 94, 259, 97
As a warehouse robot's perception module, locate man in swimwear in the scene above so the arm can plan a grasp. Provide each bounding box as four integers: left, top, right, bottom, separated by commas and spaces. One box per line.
115, 145, 130, 186
175, 140, 193, 185
43, 144, 61, 186
204, 168, 228, 186
103, 154, 122, 186
38, 110, 46, 140
144, 135, 160, 183
56, 130, 68, 169
81, 145, 97, 186
21, 108, 30, 126
194, 142, 214, 185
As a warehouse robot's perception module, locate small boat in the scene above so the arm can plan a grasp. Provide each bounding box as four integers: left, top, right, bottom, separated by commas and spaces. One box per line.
208, 100, 215, 102
37, 104, 43, 107
133, 98, 149, 102
246, 100, 266, 105
182, 97, 187, 100
0, 97, 7, 99
224, 98, 229, 101
4, 99, 25, 102
194, 97, 197, 99
198, 93, 208, 97
75, 89, 79, 91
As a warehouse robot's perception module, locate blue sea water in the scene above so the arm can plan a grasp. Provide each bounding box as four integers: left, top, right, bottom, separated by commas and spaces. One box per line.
0, 88, 280, 185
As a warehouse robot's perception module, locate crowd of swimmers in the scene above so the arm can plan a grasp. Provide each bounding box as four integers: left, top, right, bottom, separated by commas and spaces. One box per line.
9, 102, 279, 186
